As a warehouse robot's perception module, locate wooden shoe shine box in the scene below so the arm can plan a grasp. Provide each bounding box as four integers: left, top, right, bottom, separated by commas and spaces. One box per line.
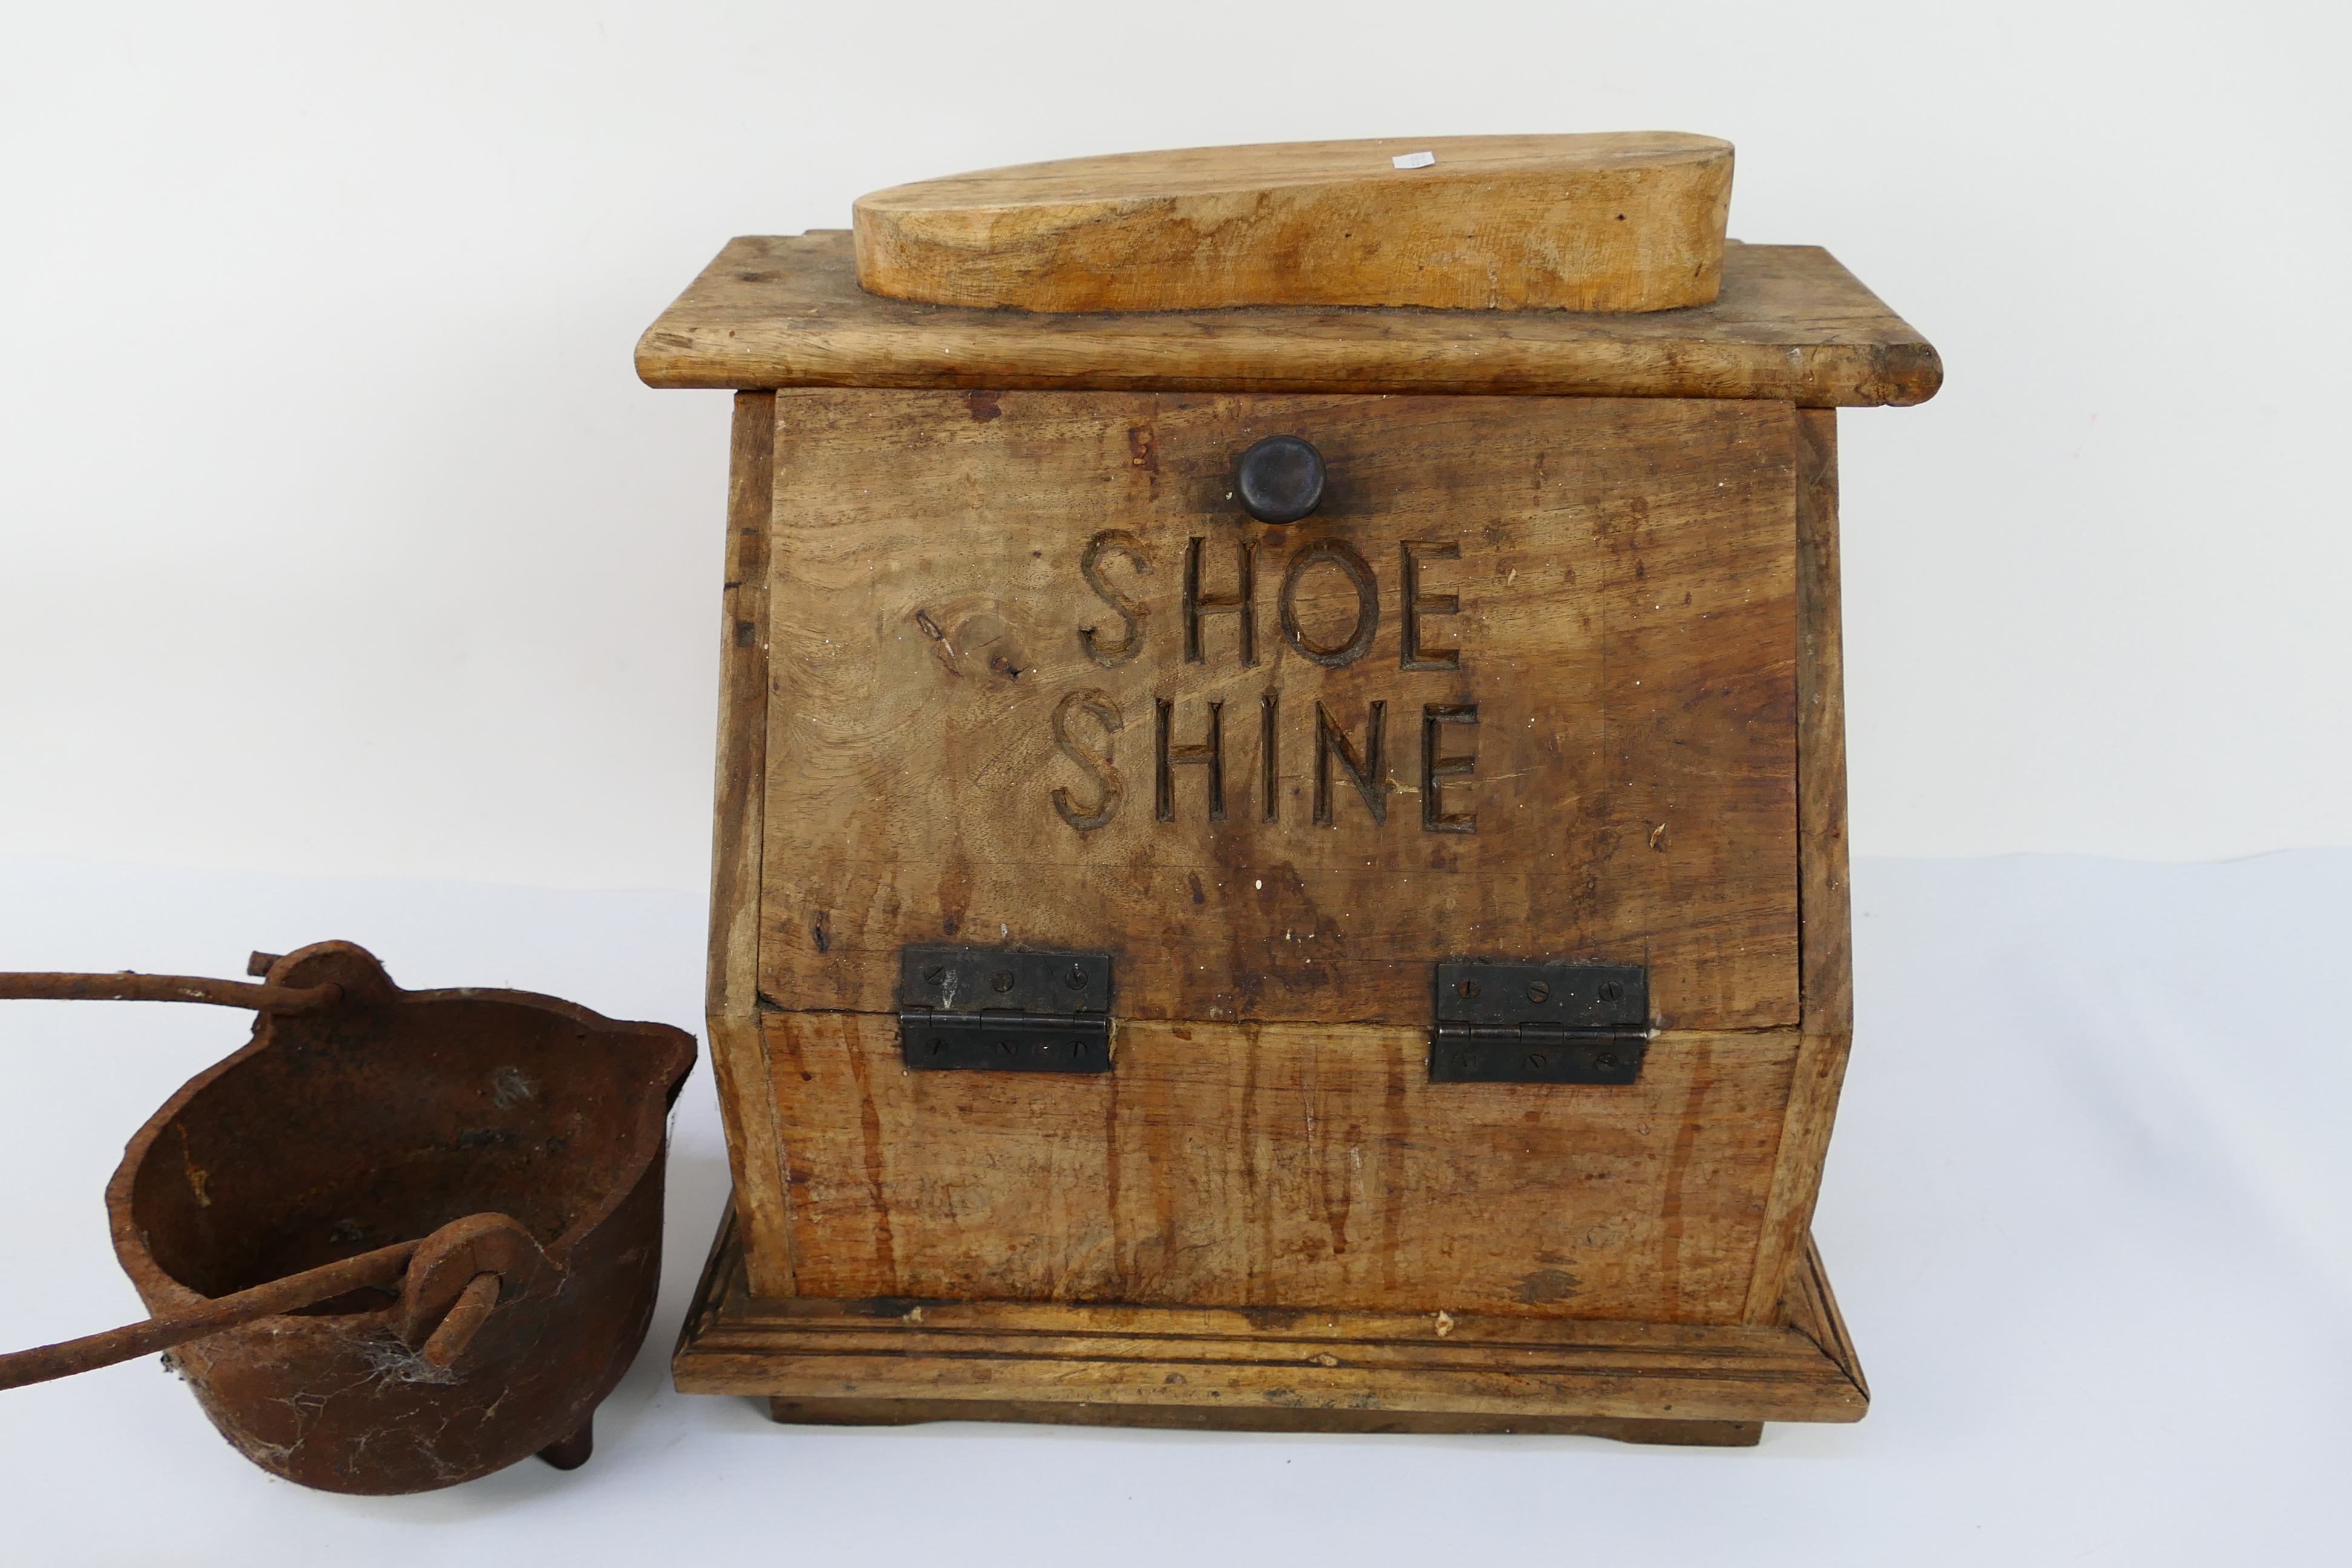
639, 136, 1941, 1444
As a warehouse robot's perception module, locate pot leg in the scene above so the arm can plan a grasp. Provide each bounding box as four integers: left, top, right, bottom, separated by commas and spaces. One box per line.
537, 1414, 593, 1471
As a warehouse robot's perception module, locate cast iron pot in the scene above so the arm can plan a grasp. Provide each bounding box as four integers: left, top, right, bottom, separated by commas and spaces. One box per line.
0, 941, 696, 1494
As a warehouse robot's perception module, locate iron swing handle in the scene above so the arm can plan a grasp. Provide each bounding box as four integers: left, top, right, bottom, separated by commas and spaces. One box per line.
0, 970, 341, 1013
0, 1237, 426, 1392
0, 1222, 533, 1393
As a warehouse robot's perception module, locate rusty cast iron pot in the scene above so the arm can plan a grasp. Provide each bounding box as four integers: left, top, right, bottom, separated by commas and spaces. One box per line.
4, 940, 694, 1494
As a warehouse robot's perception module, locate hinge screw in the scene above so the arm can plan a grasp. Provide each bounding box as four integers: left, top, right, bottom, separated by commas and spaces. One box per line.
1525, 1053, 1548, 1071
1525, 981, 1549, 1002
1599, 981, 1622, 1002
1065, 965, 1089, 990
924, 965, 947, 987
1457, 978, 1480, 998
991, 970, 1016, 992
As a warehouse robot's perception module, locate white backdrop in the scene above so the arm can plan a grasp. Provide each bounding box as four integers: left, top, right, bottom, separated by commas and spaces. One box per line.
4, 1, 2348, 891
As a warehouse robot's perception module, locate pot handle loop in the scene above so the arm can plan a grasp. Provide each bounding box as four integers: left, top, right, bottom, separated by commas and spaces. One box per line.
397, 1212, 560, 1366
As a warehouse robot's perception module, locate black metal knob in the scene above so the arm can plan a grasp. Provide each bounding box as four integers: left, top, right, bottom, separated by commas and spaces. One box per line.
1236, 436, 1325, 524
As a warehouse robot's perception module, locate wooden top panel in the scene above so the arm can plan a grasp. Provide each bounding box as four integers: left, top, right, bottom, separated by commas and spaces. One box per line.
636, 232, 1941, 407
757, 390, 1800, 1031
852, 134, 1732, 313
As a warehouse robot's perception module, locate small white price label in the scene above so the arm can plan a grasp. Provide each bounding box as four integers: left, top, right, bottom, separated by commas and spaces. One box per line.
1391, 150, 1436, 170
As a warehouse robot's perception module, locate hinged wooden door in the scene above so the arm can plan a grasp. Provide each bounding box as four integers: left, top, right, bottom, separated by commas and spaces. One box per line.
760, 390, 1797, 1027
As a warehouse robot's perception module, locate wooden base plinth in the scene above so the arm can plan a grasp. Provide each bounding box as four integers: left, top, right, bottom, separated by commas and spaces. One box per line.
765, 1396, 1762, 1445
672, 1202, 1868, 1446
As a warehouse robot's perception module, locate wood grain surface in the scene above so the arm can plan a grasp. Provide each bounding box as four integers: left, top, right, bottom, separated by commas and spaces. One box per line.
756, 389, 1800, 1031
708, 391, 776, 1021
762, 1013, 1797, 1321
1782, 1233, 1867, 1399
672, 1206, 1869, 1430
636, 232, 1942, 408
1743, 407, 1857, 1322
705, 392, 797, 1298
852, 133, 1732, 313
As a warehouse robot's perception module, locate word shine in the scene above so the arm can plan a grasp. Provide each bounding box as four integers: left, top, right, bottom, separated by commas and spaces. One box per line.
1050, 531, 1481, 835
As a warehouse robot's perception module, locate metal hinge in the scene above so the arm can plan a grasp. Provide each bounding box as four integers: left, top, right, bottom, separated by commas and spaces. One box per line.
898, 945, 1114, 1074
1429, 960, 1650, 1085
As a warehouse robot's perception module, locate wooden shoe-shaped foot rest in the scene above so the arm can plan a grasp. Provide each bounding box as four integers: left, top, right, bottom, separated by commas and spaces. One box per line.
671, 1204, 1867, 1447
